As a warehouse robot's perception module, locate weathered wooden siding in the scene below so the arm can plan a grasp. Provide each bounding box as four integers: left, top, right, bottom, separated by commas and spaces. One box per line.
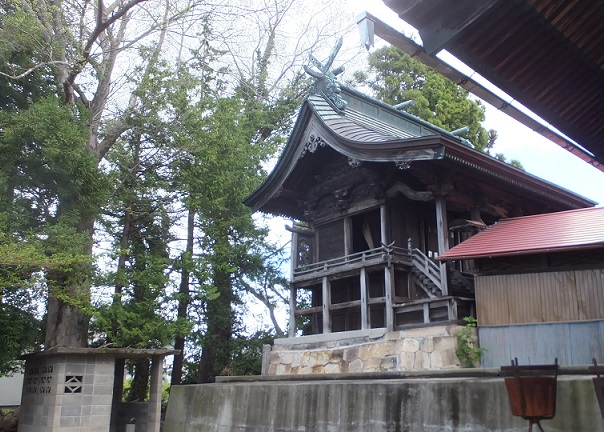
476, 269, 604, 326
476, 269, 604, 366
479, 321, 604, 367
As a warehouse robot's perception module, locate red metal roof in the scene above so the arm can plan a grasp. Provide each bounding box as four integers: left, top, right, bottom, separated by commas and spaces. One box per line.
439, 206, 604, 260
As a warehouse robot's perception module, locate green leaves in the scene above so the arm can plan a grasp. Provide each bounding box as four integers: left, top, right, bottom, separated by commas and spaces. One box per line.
356, 46, 492, 153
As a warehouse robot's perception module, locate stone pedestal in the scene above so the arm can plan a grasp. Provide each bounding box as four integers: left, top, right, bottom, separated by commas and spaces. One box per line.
265, 325, 464, 375
18, 348, 176, 432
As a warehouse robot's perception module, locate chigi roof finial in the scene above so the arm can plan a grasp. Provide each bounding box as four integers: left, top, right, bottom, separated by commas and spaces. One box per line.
304, 37, 347, 112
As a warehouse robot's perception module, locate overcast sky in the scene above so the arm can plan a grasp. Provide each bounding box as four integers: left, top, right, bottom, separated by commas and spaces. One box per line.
347, 1, 604, 206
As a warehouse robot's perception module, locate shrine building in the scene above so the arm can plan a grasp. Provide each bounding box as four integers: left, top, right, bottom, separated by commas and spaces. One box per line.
244, 58, 594, 375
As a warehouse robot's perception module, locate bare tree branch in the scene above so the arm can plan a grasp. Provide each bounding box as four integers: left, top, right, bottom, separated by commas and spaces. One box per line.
0, 61, 71, 79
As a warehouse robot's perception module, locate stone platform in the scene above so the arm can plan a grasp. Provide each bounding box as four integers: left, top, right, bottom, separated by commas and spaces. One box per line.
266, 325, 464, 375
165, 370, 604, 432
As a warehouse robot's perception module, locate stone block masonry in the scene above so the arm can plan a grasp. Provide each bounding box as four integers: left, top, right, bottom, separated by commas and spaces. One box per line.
18, 354, 114, 432
267, 325, 464, 375
18, 348, 176, 432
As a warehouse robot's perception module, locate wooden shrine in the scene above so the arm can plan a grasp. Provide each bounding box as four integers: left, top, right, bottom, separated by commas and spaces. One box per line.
244, 44, 593, 373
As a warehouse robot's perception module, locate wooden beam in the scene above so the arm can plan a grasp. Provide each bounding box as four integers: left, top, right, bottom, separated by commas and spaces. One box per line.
435, 196, 449, 295
380, 204, 388, 245
435, 196, 450, 253
470, 207, 482, 223
360, 268, 369, 330
294, 306, 322, 316
423, 303, 430, 323
385, 265, 394, 331
289, 285, 297, 338
290, 231, 298, 280
344, 216, 353, 255
322, 276, 331, 333
329, 300, 362, 311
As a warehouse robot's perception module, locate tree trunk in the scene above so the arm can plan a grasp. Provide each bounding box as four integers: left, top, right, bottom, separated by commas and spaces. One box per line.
197, 235, 235, 383
128, 358, 150, 402
45, 218, 94, 349
171, 208, 195, 386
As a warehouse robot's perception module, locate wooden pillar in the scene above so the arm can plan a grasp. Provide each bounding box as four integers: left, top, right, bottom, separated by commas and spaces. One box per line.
360, 268, 369, 330
344, 216, 352, 255
322, 276, 331, 333
384, 265, 394, 331
470, 207, 481, 223
435, 196, 449, 296
289, 285, 296, 338
290, 231, 298, 280
380, 204, 388, 246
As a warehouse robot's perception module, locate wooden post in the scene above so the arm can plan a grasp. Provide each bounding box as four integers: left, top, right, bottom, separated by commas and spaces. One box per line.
470, 207, 481, 223
449, 298, 458, 321
344, 216, 352, 255
423, 303, 430, 323
385, 265, 394, 331
290, 231, 298, 280
435, 196, 449, 295
322, 276, 331, 333
289, 285, 296, 338
380, 204, 388, 246
360, 268, 369, 330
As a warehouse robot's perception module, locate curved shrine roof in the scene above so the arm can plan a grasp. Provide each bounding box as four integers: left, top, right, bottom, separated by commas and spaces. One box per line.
244, 86, 594, 219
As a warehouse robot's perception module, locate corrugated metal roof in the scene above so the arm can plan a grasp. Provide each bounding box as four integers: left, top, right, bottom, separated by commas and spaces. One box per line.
439, 206, 604, 260
307, 94, 426, 142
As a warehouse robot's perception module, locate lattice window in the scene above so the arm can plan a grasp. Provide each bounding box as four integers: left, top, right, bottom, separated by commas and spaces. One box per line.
64, 375, 83, 394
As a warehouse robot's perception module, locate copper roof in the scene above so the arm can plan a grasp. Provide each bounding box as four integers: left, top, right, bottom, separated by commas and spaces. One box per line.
307, 93, 435, 142
384, 0, 604, 169
439, 206, 604, 260
245, 87, 595, 219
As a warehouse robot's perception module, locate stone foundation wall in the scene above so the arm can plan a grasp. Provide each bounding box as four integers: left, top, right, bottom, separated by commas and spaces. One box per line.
267, 325, 466, 375
165, 376, 603, 432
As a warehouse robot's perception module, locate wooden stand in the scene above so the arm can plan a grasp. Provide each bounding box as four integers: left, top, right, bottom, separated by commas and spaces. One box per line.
501, 358, 558, 432
589, 359, 604, 419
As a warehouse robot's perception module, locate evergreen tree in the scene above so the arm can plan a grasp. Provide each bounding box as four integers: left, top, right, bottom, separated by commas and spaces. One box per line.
355, 46, 494, 152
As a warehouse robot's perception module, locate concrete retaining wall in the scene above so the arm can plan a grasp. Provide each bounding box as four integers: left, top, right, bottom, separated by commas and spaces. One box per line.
165, 375, 604, 432
268, 326, 464, 375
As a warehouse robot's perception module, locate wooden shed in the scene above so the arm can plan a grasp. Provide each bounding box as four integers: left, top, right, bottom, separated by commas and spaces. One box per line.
439, 206, 604, 366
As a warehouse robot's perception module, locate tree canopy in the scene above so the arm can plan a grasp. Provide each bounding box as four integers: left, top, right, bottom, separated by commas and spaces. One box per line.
354, 45, 524, 169
0, 0, 353, 383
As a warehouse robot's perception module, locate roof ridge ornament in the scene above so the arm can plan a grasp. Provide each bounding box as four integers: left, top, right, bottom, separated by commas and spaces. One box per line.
304, 37, 347, 112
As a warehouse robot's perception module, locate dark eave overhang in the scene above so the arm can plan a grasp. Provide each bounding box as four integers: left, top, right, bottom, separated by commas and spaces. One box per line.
377, 0, 604, 171
243, 102, 314, 214
357, 11, 604, 172
441, 139, 595, 209
245, 95, 594, 219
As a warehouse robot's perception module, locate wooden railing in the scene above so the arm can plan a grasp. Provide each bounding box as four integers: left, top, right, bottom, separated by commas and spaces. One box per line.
393, 296, 474, 326
409, 247, 444, 294
293, 245, 411, 279
293, 244, 445, 296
